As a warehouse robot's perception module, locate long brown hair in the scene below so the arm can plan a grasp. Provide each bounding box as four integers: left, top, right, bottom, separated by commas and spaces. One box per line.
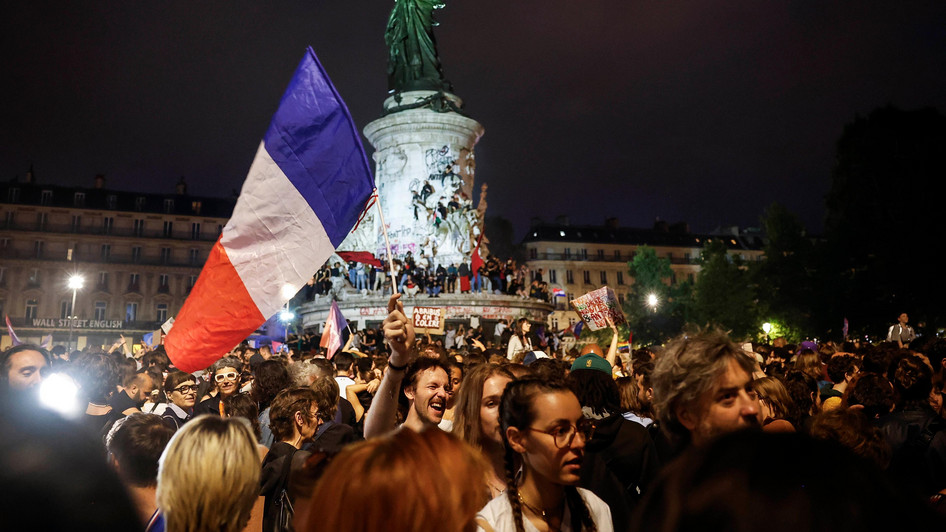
300, 428, 488, 531
453, 363, 515, 449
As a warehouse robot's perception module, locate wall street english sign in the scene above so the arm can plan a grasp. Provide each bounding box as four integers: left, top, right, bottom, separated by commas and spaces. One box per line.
31, 318, 125, 329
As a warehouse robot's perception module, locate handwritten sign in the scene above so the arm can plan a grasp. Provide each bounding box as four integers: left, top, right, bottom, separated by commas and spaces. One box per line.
569, 286, 627, 331
412, 306, 445, 334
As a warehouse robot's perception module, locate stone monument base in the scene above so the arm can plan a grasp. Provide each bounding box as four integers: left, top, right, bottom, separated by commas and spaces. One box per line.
298, 291, 554, 337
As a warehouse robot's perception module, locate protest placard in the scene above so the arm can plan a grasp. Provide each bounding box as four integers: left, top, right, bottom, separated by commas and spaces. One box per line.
569, 286, 627, 331
412, 306, 445, 334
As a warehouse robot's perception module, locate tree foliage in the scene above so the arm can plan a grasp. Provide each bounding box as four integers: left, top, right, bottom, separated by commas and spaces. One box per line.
693, 239, 757, 340
623, 245, 688, 345
823, 105, 946, 336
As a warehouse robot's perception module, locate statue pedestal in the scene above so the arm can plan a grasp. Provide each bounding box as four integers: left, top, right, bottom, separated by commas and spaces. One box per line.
299, 291, 553, 335
339, 91, 484, 270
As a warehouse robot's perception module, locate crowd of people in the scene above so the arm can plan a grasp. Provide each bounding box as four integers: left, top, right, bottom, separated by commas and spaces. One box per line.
1, 298, 945, 531
308, 253, 553, 301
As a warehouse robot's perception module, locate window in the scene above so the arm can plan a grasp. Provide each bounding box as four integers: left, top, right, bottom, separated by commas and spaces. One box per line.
529, 247, 537, 260
131, 246, 142, 263
597, 249, 604, 259
103, 217, 114, 235
617, 271, 624, 285
71, 215, 82, 232
133, 219, 145, 236
74, 192, 85, 207
25, 299, 38, 320
107, 195, 117, 209
549, 270, 557, 283
36, 212, 48, 230
566, 270, 574, 284
191, 201, 202, 214
98, 271, 109, 289
4, 211, 14, 226
563, 248, 571, 259
60, 300, 73, 319
0, 237, 10, 250
160, 247, 171, 264
158, 274, 170, 292
163, 221, 173, 237
94, 301, 107, 321
125, 302, 138, 321
551, 317, 559, 330
0, 266, 5, 287
135, 196, 146, 211
101, 244, 111, 261
599, 271, 607, 284
614, 250, 621, 260
187, 275, 198, 293
684, 252, 691, 263
671, 272, 677, 285
189, 248, 200, 265
41, 188, 53, 204
156, 303, 169, 323
580, 249, 588, 259
28, 268, 41, 286
688, 273, 695, 283
8, 187, 20, 203
128, 273, 140, 291
34, 240, 44, 258
163, 199, 174, 213
583, 270, 590, 284
618, 293, 625, 305
191, 223, 200, 240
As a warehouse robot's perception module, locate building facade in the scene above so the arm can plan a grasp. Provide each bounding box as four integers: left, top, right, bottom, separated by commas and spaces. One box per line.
0, 175, 234, 350
522, 219, 765, 331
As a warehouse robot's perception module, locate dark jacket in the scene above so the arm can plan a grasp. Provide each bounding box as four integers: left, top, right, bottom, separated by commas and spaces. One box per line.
877, 406, 946, 497
579, 413, 661, 532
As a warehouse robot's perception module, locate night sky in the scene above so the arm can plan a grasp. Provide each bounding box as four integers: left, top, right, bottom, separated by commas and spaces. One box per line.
4, 1, 945, 238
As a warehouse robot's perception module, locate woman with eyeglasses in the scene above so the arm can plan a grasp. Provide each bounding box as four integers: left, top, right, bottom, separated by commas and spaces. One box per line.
476, 378, 612, 532
161, 371, 198, 430
195, 356, 242, 416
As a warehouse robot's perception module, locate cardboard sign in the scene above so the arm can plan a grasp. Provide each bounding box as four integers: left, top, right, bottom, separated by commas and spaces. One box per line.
569, 286, 627, 331
412, 306, 445, 334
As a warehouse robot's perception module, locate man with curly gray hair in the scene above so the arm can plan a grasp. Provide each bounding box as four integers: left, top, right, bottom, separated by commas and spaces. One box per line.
651, 330, 760, 448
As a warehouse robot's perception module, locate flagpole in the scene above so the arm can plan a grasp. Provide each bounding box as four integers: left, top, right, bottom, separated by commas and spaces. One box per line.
373, 188, 399, 295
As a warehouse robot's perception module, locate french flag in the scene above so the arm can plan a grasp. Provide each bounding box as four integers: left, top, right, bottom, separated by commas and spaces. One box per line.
319, 300, 348, 359
165, 48, 373, 373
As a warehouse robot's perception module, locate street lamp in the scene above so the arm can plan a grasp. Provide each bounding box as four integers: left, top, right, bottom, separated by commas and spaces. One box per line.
647, 293, 659, 313
279, 309, 295, 342
67, 274, 84, 352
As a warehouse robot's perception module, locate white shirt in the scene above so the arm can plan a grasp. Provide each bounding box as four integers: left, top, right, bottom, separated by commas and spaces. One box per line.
507, 336, 532, 360
476, 488, 612, 532
335, 376, 355, 399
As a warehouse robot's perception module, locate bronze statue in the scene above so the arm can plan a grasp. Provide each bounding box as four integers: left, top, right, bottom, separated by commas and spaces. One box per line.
385, 0, 453, 94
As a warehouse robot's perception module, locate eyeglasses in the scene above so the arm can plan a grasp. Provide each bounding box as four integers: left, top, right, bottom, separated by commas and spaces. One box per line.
214, 372, 239, 382
173, 384, 199, 394
527, 418, 595, 449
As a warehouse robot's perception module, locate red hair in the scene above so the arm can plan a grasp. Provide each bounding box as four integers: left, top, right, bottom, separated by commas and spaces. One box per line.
299, 428, 488, 531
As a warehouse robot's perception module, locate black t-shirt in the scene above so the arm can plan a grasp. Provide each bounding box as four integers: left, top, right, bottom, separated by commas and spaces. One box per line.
108, 391, 139, 415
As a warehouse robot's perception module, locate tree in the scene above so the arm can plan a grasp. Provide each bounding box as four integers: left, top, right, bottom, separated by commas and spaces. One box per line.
693, 239, 758, 340
623, 245, 687, 345
823, 105, 946, 337
750, 203, 816, 342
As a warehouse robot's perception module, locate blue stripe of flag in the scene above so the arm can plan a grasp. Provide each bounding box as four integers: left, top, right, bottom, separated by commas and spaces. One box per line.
262, 47, 374, 247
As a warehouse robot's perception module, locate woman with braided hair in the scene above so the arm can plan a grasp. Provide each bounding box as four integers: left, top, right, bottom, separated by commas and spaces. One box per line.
476, 378, 612, 532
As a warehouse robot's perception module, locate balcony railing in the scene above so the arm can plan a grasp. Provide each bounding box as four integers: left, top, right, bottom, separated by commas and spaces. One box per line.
0, 221, 219, 242
528, 252, 699, 265
1, 248, 204, 268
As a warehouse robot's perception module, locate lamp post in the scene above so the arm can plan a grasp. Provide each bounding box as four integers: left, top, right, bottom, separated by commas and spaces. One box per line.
647, 293, 659, 313
280, 284, 296, 343
762, 322, 773, 344
67, 274, 84, 352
